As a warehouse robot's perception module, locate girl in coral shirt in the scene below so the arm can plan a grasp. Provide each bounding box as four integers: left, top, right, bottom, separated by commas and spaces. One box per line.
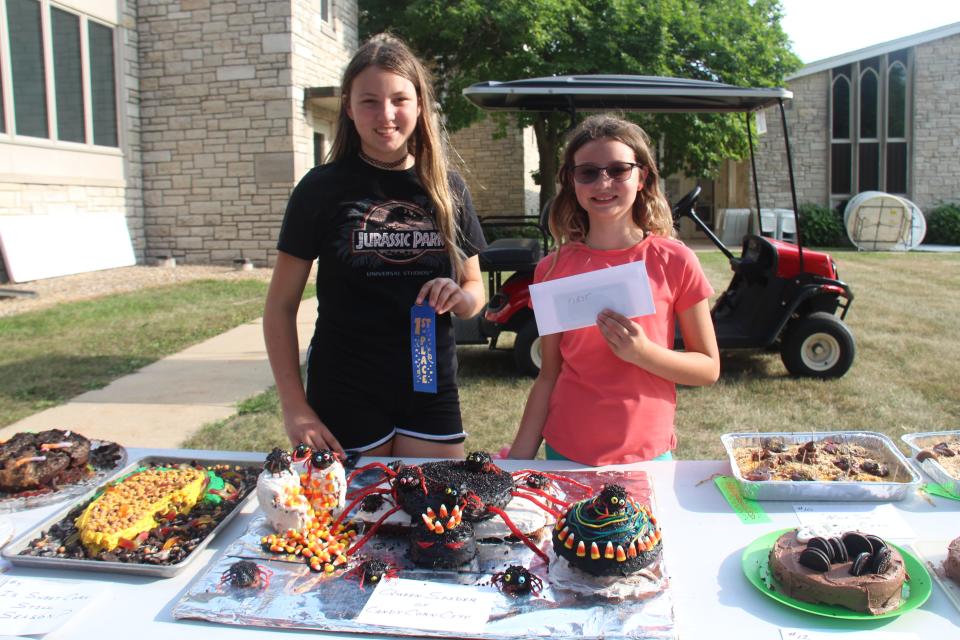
508, 114, 720, 466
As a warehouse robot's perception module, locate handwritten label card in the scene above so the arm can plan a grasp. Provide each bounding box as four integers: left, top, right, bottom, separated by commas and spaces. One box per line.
529, 261, 655, 336
356, 577, 495, 633
0, 575, 104, 635
793, 503, 915, 540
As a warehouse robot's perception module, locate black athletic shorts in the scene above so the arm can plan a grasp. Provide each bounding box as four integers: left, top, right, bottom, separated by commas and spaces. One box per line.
305, 347, 466, 452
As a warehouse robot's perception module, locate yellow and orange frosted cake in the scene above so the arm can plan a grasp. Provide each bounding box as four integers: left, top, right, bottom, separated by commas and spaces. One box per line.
75, 466, 207, 553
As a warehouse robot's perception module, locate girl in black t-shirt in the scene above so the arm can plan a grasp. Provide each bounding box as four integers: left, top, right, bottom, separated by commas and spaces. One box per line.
264, 34, 486, 459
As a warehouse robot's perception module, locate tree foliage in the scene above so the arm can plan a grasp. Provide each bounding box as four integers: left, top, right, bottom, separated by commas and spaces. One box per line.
360, 0, 801, 207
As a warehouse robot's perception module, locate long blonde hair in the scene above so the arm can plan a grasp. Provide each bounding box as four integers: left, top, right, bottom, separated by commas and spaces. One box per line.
549, 114, 674, 250
329, 33, 466, 278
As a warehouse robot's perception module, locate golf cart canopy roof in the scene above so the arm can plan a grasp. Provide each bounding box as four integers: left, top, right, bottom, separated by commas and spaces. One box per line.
463, 75, 791, 114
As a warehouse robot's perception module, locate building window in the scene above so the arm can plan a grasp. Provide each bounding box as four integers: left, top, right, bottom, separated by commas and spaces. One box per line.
52, 7, 85, 143
829, 50, 911, 205
1, 0, 118, 147
7, 0, 48, 138
830, 70, 851, 195
89, 20, 117, 147
320, 0, 329, 22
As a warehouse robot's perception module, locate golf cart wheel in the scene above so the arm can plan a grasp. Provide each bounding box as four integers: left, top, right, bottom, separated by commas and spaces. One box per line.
780, 312, 855, 378
514, 320, 542, 377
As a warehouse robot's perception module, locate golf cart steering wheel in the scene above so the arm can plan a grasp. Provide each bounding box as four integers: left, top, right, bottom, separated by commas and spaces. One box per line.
671, 185, 702, 221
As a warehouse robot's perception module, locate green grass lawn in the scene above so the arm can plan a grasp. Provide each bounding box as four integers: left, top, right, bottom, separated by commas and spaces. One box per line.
0, 280, 277, 428
185, 250, 960, 460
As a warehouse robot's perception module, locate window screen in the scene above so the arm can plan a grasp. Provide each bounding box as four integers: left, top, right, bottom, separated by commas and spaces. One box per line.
7, 0, 48, 138
52, 7, 85, 142
88, 21, 118, 147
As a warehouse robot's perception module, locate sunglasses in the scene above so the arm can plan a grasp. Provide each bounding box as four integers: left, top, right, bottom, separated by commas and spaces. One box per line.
571, 162, 642, 184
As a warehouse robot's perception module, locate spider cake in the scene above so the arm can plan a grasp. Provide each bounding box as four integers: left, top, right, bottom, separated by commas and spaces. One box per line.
256, 446, 356, 573
256, 445, 347, 535
409, 503, 477, 569
552, 484, 662, 577
256, 448, 312, 533
768, 529, 907, 614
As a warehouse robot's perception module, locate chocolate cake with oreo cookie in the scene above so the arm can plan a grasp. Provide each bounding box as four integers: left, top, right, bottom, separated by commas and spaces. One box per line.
552, 484, 661, 577
768, 529, 906, 614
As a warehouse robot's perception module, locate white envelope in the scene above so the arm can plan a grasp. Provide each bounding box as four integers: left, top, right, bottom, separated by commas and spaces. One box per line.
529, 261, 656, 336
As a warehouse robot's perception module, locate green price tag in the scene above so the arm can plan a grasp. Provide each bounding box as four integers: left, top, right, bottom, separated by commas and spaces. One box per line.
922, 482, 960, 501
714, 475, 771, 524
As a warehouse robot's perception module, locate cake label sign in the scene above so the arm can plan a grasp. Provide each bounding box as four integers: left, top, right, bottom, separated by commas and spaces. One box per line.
357, 577, 495, 633
0, 576, 104, 635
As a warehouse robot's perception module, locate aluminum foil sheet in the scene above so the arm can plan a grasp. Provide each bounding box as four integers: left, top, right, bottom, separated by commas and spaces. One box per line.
173, 469, 675, 639
722, 431, 921, 501
0, 441, 127, 513
901, 431, 960, 496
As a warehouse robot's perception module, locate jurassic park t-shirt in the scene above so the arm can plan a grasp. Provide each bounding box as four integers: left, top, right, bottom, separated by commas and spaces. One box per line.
277, 156, 486, 390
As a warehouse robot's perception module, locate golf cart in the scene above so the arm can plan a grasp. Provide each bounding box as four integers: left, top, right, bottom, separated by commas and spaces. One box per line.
455, 75, 855, 379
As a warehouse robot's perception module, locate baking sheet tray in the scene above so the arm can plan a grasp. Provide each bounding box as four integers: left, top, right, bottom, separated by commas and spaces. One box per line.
173, 468, 676, 639
1, 455, 259, 578
721, 431, 921, 501
901, 431, 960, 497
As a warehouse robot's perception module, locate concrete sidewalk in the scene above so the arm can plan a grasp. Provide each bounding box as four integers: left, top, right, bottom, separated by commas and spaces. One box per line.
0, 300, 318, 448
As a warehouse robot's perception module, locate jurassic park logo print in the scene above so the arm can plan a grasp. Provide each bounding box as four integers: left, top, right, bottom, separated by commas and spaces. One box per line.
352, 199, 445, 264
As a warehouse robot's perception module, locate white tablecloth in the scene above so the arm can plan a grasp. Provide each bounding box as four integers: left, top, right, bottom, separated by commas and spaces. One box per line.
1, 448, 957, 638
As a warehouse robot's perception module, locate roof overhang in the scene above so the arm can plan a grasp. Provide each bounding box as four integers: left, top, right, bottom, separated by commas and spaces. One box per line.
463, 75, 791, 114
304, 85, 342, 112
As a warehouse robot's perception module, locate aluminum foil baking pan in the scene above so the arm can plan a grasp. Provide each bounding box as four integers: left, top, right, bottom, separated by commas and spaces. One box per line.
721, 431, 921, 501
901, 431, 960, 497
1, 455, 259, 578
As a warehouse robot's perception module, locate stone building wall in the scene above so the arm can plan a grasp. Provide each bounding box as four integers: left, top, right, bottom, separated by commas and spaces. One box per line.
450, 118, 536, 217
137, 0, 294, 265
290, 0, 357, 175
120, 0, 146, 260
754, 71, 830, 211
137, 0, 352, 266
911, 32, 960, 212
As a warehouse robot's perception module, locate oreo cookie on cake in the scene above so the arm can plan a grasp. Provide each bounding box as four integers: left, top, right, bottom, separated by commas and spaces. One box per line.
552, 484, 662, 577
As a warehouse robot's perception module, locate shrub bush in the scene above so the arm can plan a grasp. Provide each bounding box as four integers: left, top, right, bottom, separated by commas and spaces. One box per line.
798, 203, 851, 247
924, 203, 960, 245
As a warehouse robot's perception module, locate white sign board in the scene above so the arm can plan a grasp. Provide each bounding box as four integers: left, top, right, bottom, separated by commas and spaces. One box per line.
0, 575, 104, 635
529, 261, 656, 336
0, 212, 136, 282
356, 577, 496, 634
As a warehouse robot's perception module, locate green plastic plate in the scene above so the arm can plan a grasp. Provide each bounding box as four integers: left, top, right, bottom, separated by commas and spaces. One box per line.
741, 528, 932, 620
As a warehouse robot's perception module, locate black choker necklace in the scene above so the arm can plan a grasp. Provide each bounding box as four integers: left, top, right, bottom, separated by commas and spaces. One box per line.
358, 149, 408, 169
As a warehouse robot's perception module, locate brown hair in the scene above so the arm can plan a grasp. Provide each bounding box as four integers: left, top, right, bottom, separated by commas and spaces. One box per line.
329, 33, 466, 277
549, 114, 674, 250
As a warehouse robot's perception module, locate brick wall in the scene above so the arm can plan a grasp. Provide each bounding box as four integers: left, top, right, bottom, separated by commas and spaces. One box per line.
912, 32, 960, 211
137, 0, 352, 266
450, 117, 538, 217
754, 71, 829, 210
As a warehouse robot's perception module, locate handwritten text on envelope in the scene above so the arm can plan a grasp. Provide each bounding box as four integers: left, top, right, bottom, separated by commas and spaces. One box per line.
529, 261, 655, 336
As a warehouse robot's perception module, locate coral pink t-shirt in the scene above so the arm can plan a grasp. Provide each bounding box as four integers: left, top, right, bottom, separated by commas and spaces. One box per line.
534, 236, 714, 465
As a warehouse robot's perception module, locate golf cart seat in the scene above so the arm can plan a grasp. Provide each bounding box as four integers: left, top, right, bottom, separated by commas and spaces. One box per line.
477, 202, 551, 272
